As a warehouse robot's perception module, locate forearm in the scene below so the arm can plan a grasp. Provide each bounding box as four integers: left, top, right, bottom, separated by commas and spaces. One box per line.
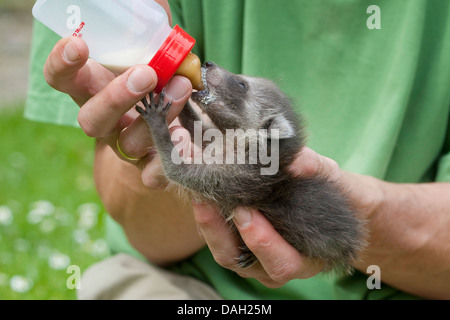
347, 173, 450, 299
93, 140, 205, 265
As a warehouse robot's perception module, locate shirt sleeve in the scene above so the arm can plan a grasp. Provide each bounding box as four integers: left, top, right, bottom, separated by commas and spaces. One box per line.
435, 112, 450, 182
25, 20, 80, 127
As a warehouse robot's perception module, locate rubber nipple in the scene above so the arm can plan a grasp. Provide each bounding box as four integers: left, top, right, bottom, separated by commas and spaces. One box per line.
175, 52, 204, 91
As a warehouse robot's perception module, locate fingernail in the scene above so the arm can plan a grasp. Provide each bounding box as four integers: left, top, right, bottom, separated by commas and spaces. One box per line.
234, 208, 252, 229
63, 39, 80, 63
127, 66, 153, 93
165, 76, 192, 102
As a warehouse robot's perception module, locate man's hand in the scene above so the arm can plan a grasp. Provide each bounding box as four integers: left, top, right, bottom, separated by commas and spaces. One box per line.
193, 145, 450, 299
193, 203, 324, 288
42, 0, 190, 189
191, 147, 350, 288
44, 36, 193, 188
41, 1, 208, 265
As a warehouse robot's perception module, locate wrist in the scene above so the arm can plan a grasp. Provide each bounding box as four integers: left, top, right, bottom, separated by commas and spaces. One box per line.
341, 171, 386, 221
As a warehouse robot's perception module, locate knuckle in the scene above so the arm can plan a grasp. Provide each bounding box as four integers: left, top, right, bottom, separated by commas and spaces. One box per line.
212, 253, 236, 269
326, 157, 340, 171
293, 147, 342, 180
299, 162, 320, 178
244, 232, 271, 252
43, 61, 60, 90
120, 134, 151, 158
323, 157, 342, 180
193, 206, 218, 227
235, 271, 250, 279
141, 163, 168, 190
138, 154, 167, 189
77, 110, 101, 138
236, 272, 284, 289
303, 154, 322, 177
291, 148, 321, 178
260, 279, 285, 289
43, 51, 70, 89
141, 176, 166, 190
268, 262, 297, 284
120, 140, 141, 157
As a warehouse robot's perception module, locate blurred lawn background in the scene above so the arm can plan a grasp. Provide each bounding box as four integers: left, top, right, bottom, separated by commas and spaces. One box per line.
0, 0, 109, 299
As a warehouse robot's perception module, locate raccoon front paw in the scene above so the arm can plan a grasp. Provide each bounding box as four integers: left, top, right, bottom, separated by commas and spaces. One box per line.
136, 91, 172, 127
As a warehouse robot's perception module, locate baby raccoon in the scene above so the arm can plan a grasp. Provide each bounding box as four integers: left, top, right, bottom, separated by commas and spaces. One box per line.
136, 62, 365, 273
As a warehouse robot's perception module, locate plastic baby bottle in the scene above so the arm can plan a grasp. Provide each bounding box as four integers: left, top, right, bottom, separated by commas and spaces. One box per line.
32, 0, 203, 92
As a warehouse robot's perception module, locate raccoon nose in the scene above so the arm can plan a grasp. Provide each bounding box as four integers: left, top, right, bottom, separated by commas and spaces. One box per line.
204, 61, 215, 68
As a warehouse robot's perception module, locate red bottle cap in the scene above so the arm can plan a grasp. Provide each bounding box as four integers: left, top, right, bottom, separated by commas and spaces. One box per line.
148, 25, 196, 93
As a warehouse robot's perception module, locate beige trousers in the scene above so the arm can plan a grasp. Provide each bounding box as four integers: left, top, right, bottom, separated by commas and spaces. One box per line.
77, 254, 222, 300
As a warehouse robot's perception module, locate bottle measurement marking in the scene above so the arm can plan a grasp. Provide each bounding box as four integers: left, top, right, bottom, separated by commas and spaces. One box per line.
73, 21, 85, 37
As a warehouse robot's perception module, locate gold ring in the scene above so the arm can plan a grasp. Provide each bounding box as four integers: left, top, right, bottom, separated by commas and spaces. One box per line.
116, 139, 140, 162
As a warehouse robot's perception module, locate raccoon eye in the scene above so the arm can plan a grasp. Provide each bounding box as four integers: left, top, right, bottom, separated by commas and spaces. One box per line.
238, 81, 247, 91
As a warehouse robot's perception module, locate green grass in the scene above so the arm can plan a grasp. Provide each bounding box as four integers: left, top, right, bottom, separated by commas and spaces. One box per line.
0, 0, 34, 10
0, 104, 109, 300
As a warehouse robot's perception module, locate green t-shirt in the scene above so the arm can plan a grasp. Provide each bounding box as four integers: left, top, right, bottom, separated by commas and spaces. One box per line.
26, 0, 450, 300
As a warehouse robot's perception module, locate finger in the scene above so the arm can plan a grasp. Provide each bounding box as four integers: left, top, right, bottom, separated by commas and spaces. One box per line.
154, 0, 172, 25
140, 155, 168, 189
192, 202, 242, 271
78, 65, 157, 138
117, 116, 154, 161
192, 203, 292, 288
44, 36, 114, 106
192, 203, 298, 287
234, 208, 324, 282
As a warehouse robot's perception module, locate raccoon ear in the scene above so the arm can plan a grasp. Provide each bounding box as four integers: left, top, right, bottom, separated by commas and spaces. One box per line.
262, 114, 296, 139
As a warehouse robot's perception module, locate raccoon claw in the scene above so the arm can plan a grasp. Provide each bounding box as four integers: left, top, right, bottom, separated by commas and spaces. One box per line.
136, 91, 172, 125
235, 246, 258, 269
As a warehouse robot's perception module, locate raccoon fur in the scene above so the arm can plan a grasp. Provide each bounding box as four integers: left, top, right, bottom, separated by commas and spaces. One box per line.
136, 62, 366, 274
